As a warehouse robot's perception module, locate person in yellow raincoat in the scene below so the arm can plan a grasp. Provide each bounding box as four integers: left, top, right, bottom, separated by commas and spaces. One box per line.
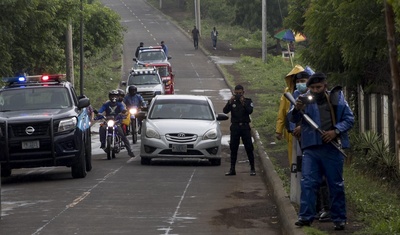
275, 65, 305, 164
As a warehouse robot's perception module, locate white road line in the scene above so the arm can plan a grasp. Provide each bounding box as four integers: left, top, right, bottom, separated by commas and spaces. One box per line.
161, 169, 196, 235
30, 167, 122, 235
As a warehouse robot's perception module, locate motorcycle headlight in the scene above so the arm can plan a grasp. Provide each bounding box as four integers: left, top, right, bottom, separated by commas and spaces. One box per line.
129, 108, 137, 115
107, 120, 115, 127
146, 128, 160, 139
58, 117, 77, 132
203, 129, 218, 140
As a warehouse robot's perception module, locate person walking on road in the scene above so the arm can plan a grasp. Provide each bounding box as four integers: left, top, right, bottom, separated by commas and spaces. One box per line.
288, 72, 354, 231
211, 27, 218, 50
223, 85, 256, 176
192, 26, 200, 49
161, 41, 168, 57
135, 42, 144, 58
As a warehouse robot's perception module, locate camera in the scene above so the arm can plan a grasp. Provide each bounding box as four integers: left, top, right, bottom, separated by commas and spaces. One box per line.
298, 95, 314, 104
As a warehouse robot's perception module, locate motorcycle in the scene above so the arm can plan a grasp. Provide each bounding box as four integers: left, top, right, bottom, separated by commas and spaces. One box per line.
95, 115, 124, 160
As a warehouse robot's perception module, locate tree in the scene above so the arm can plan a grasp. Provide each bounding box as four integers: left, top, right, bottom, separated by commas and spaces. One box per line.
0, 0, 124, 76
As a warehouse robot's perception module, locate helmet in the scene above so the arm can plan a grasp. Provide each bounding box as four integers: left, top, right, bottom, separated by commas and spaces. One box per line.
108, 90, 119, 103
128, 85, 138, 96
117, 89, 125, 102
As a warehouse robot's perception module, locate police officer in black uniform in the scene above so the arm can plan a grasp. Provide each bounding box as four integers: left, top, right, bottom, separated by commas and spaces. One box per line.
223, 85, 256, 176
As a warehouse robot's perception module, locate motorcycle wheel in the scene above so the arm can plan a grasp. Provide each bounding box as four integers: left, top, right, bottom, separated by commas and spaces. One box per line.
131, 119, 137, 144
106, 136, 112, 160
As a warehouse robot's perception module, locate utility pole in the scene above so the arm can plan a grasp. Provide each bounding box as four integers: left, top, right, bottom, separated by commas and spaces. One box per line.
79, 0, 84, 96
384, 0, 400, 169
66, 21, 74, 85
159, 0, 162, 9
194, 0, 201, 35
262, 0, 267, 62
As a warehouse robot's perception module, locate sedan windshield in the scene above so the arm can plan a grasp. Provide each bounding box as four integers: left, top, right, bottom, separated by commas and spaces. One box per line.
0, 87, 71, 111
149, 99, 214, 120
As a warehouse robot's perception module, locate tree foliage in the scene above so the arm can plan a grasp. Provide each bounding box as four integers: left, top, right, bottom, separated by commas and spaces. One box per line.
285, 0, 400, 92
0, 0, 124, 76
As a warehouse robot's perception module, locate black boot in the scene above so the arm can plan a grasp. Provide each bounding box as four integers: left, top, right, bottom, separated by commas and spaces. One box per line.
225, 166, 236, 176
250, 168, 256, 176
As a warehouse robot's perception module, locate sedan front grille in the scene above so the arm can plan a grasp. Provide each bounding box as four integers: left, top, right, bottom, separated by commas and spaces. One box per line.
166, 133, 197, 143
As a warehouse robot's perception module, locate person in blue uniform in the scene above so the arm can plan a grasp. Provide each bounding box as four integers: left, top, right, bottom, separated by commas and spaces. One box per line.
288, 72, 354, 231
223, 84, 256, 176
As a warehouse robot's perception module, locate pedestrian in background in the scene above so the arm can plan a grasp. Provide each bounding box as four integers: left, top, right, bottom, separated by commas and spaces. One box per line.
161, 41, 168, 57
223, 85, 256, 176
289, 72, 354, 231
135, 42, 144, 58
211, 27, 218, 50
192, 26, 200, 49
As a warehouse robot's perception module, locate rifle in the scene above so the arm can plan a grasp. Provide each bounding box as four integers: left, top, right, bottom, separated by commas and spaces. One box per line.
284, 92, 347, 158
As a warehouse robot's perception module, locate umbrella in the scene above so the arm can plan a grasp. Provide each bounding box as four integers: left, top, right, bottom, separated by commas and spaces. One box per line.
274, 29, 306, 42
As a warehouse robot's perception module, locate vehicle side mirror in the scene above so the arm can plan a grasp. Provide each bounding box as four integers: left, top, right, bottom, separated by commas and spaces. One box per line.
216, 113, 229, 121
121, 81, 127, 86
133, 58, 137, 62
78, 97, 90, 109
167, 56, 172, 60
137, 111, 147, 119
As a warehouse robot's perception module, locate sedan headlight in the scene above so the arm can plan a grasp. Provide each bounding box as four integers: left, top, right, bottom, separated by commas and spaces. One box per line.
146, 128, 160, 139
203, 129, 218, 140
58, 117, 77, 132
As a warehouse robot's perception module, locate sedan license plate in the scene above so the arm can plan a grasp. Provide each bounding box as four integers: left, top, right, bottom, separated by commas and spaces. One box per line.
172, 144, 187, 153
22, 140, 40, 149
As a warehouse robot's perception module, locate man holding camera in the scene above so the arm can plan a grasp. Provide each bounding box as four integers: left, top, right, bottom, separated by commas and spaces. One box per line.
289, 72, 354, 231
223, 84, 256, 176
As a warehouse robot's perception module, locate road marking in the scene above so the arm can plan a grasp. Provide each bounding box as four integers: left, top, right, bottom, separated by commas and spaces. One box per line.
160, 169, 196, 235
30, 167, 122, 235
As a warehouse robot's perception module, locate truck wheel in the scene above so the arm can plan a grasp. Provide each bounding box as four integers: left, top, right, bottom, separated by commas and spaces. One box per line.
71, 149, 87, 178
85, 130, 92, 171
1, 166, 12, 177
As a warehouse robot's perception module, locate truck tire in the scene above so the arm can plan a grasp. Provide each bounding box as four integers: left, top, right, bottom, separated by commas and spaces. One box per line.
71, 149, 87, 178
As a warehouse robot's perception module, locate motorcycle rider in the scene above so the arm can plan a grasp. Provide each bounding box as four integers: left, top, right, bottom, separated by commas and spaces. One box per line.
123, 85, 147, 134
95, 90, 135, 158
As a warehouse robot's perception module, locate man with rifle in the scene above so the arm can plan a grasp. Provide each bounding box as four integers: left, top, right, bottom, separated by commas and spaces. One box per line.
288, 72, 354, 231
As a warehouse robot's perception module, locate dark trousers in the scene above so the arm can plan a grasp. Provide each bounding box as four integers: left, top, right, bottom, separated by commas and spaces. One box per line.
212, 39, 217, 48
229, 123, 255, 168
193, 38, 199, 49
100, 125, 132, 153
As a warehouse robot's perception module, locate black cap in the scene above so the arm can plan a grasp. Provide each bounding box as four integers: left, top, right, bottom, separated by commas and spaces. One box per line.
234, 84, 244, 90
306, 72, 327, 87
295, 71, 310, 81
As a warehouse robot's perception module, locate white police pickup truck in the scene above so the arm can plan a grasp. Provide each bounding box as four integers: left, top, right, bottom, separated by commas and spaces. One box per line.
0, 74, 92, 178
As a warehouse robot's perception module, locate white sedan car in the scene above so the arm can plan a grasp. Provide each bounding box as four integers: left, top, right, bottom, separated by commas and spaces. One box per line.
139, 95, 228, 165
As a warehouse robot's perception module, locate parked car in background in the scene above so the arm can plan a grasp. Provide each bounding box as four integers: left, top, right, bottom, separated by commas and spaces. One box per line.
121, 67, 165, 105
138, 95, 229, 165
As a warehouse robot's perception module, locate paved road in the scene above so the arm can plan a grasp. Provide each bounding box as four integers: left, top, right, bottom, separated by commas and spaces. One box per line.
0, 1, 282, 234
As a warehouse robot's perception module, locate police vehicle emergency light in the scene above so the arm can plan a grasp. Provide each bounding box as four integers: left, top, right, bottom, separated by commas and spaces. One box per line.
0, 74, 92, 178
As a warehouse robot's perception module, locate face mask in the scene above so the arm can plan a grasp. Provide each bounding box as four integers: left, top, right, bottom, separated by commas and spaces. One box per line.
110, 97, 117, 103
234, 94, 242, 100
296, 83, 307, 93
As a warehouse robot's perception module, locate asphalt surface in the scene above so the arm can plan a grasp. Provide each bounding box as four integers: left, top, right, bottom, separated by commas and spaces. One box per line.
0, 0, 303, 234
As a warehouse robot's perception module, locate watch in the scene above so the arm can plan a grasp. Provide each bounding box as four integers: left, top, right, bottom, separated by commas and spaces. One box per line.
334, 129, 340, 135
